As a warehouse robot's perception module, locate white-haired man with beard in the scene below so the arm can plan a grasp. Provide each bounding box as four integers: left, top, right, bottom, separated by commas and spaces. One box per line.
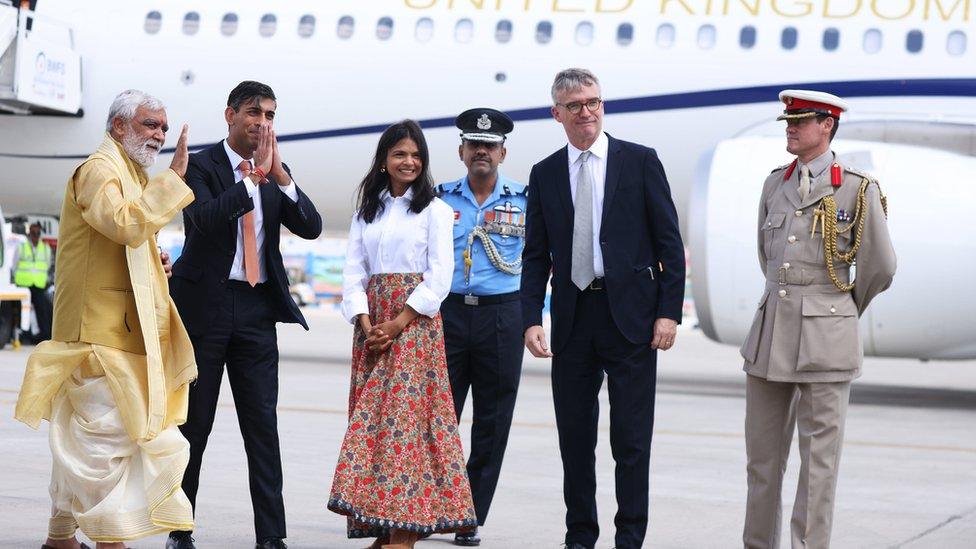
15, 89, 198, 549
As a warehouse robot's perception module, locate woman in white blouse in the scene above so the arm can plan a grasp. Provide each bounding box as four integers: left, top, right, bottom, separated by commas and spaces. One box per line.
328, 120, 476, 549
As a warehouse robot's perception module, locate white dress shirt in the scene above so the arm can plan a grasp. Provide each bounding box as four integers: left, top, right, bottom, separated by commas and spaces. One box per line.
567, 131, 609, 278
223, 139, 299, 283
341, 188, 455, 324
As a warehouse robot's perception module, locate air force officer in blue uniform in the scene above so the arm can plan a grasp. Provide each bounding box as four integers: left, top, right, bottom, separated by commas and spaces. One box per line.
436, 108, 525, 547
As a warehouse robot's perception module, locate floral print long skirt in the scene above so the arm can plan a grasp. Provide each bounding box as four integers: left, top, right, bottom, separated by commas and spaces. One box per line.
328, 273, 476, 538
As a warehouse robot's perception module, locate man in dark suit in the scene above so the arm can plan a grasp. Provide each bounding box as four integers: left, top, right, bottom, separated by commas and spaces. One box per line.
520, 68, 685, 549
167, 81, 322, 549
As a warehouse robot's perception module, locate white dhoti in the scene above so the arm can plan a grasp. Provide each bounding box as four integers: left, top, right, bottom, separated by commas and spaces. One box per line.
47, 369, 193, 542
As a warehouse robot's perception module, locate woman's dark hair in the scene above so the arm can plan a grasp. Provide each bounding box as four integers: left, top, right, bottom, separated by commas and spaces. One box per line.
355, 120, 436, 223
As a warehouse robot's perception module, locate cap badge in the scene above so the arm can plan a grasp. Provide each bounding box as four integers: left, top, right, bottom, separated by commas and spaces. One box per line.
477, 114, 492, 130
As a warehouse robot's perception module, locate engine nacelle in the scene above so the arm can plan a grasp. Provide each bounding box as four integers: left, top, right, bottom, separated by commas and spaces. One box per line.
690, 135, 976, 360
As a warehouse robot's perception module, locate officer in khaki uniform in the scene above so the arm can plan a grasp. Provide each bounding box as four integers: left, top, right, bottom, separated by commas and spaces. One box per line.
741, 90, 896, 548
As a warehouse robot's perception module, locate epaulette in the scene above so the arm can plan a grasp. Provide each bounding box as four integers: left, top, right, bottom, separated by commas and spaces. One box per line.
436, 181, 464, 196
770, 162, 792, 175
779, 158, 799, 180
843, 165, 876, 183
501, 181, 527, 197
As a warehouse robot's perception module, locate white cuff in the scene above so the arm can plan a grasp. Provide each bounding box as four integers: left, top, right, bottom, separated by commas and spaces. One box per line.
405, 284, 441, 318
278, 180, 299, 202
341, 293, 369, 324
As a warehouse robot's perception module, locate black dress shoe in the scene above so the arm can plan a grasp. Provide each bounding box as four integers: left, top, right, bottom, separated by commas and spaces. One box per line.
454, 528, 481, 546
255, 538, 287, 549
564, 543, 591, 549
166, 531, 196, 549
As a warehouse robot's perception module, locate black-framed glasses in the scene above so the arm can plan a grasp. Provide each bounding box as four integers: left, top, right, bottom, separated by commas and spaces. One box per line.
556, 98, 603, 114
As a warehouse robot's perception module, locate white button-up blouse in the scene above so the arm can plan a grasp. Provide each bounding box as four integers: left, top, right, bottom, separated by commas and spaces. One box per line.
341, 188, 455, 323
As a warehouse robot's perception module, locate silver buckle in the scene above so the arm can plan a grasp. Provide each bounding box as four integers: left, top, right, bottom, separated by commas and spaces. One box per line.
464, 294, 479, 306
778, 265, 789, 286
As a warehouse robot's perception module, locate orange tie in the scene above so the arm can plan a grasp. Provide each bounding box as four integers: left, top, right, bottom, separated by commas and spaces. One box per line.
239, 160, 259, 287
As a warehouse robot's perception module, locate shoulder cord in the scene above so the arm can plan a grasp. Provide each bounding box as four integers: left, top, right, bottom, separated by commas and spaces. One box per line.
463, 226, 522, 283
816, 177, 888, 292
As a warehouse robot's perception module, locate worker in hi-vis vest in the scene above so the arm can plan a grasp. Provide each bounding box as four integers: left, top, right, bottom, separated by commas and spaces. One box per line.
12, 222, 53, 341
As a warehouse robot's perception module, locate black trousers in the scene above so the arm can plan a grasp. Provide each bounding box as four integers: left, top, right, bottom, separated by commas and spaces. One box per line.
179, 281, 285, 542
29, 286, 52, 341
553, 288, 657, 549
441, 296, 523, 526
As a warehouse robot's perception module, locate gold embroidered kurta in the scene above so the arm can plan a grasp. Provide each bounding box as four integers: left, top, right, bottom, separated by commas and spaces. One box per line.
16, 134, 196, 440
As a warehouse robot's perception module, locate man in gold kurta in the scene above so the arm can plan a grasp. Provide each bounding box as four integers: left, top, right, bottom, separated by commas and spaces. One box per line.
15, 90, 197, 549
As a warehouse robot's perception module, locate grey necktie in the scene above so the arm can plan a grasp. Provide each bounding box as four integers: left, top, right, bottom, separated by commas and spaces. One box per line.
571, 151, 595, 291
799, 164, 811, 200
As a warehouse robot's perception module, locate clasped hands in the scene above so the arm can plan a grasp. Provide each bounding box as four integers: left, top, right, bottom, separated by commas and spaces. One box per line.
250, 124, 290, 186
358, 307, 420, 353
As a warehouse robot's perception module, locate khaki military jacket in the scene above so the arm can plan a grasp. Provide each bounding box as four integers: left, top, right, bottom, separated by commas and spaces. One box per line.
740, 154, 896, 383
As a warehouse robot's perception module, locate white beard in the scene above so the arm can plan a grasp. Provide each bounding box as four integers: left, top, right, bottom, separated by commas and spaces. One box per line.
122, 132, 162, 168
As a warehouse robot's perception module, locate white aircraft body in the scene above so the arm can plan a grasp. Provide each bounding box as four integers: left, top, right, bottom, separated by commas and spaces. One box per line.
1, 0, 974, 360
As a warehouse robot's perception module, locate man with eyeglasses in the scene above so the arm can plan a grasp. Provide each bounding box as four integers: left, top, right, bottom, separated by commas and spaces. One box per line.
436, 108, 525, 547
520, 68, 685, 549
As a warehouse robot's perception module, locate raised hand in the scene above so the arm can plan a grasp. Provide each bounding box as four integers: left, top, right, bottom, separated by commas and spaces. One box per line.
169, 124, 189, 178
270, 130, 290, 185
252, 124, 273, 178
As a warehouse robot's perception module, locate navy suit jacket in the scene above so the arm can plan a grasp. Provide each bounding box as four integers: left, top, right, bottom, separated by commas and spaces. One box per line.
169, 142, 322, 336
520, 134, 685, 354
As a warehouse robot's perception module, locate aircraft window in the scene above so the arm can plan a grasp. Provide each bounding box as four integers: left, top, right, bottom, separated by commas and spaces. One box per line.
906, 29, 923, 53
220, 13, 238, 37
822, 28, 839, 51
739, 26, 756, 49
617, 23, 634, 46
781, 27, 798, 50
298, 15, 315, 38
656, 24, 675, 49
260, 14, 277, 38
456, 18, 474, 43
337, 16, 354, 39
576, 22, 594, 46
496, 20, 513, 43
697, 24, 716, 49
377, 16, 394, 40
182, 12, 200, 36
415, 17, 434, 43
947, 30, 967, 56
863, 28, 882, 53
536, 21, 553, 44
144, 11, 162, 35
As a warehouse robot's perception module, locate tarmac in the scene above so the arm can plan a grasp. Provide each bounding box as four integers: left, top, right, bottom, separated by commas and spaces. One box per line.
1, 307, 974, 548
